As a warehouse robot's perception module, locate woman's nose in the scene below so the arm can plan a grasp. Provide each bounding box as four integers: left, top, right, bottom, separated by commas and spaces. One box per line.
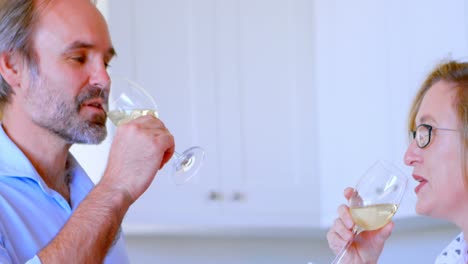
404, 140, 421, 166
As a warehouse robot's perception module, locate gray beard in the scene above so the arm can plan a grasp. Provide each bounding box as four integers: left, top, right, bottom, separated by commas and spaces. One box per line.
26, 82, 109, 144
32, 100, 108, 144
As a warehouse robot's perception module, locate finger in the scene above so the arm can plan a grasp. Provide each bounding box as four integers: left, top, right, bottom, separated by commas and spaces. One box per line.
129, 114, 165, 128
337, 204, 354, 229
343, 187, 354, 200
333, 217, 355, 241
119, 115, 173, 141
376, 221, 394, 241
327, 223, 345, 250
327, 228, 345, 252
327, 219, 354, 253
160, 135, 175, 168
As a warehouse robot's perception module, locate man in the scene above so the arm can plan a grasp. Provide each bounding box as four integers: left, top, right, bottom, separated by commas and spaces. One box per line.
0, 0, 174, 263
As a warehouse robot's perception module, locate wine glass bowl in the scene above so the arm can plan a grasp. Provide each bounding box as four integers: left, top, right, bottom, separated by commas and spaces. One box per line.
348, 160, 407, 232
107, 78, 159, 125
331, 160, 408, 264
107, 77, 205, 185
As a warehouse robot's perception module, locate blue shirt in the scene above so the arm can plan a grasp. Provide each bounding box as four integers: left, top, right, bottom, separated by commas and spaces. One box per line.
0, 125, 129, 264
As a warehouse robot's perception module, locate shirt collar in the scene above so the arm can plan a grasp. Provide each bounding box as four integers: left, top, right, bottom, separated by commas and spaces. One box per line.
0, 123, 41, 180
0, 123, 94, 202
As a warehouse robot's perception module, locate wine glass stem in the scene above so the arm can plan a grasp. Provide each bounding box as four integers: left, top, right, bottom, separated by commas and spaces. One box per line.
330, 227, 360, 264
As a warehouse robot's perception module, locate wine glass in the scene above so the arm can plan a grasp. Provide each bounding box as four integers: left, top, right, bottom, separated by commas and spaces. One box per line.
106, 77, 206, 185
330, 160, 408, 264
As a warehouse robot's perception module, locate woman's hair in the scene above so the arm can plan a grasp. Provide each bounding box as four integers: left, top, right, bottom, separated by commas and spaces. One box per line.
408, 60, 468, 181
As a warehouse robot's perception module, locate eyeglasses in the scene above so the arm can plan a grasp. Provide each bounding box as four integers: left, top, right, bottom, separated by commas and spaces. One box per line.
410, 124, 458, 148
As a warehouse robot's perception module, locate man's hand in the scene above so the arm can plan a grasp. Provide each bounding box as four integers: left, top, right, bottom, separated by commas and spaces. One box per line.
102, 114, 175, 203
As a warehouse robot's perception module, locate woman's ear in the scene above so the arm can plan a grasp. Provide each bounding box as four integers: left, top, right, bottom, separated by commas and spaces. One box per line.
0, 51, 22, 89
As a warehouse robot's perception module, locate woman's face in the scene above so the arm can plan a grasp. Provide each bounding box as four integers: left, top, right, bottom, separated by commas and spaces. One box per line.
404, 80, 468, 222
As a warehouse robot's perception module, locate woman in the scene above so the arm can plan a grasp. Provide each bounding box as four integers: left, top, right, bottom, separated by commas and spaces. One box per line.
327, 60, 468, 263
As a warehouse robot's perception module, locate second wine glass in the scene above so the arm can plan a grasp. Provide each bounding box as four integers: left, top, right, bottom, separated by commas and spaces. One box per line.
331, 160, 408, 264
107, 77, 205, 185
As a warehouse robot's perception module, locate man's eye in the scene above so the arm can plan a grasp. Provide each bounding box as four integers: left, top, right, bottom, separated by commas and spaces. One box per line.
72, 56, 86, 63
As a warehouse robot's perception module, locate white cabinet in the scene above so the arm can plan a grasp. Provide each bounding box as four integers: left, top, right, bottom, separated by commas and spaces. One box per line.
104, 0, 319, 232
70, 0, 468, 235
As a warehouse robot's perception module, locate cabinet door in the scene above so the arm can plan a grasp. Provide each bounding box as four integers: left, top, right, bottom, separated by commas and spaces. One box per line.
212, 0, 318, 227
105, 0, 222, 230
107, 0, 320, 230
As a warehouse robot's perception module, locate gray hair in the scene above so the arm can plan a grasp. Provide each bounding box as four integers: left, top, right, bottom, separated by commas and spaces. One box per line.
0, 0, 45, 109
0, 0, 98, 111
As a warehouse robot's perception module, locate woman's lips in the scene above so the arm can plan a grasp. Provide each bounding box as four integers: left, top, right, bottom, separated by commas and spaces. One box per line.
413, 174, 427, 194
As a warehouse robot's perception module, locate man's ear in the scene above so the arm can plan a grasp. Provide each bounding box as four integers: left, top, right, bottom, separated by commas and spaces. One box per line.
0, 51, 22, 89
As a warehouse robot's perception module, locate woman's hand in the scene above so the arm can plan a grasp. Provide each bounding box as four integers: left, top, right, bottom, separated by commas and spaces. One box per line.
326, 188, 394, 264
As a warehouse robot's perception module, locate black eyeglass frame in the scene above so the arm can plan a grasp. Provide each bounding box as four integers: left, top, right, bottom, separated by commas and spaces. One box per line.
411, 124, 458, 148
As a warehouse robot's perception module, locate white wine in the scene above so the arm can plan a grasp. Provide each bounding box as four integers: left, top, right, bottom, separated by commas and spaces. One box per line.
107, 109, 159, 126
350, 203, 398, 231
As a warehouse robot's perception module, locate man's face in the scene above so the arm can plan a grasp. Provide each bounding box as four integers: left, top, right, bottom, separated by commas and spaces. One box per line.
23, 0, 115, 144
